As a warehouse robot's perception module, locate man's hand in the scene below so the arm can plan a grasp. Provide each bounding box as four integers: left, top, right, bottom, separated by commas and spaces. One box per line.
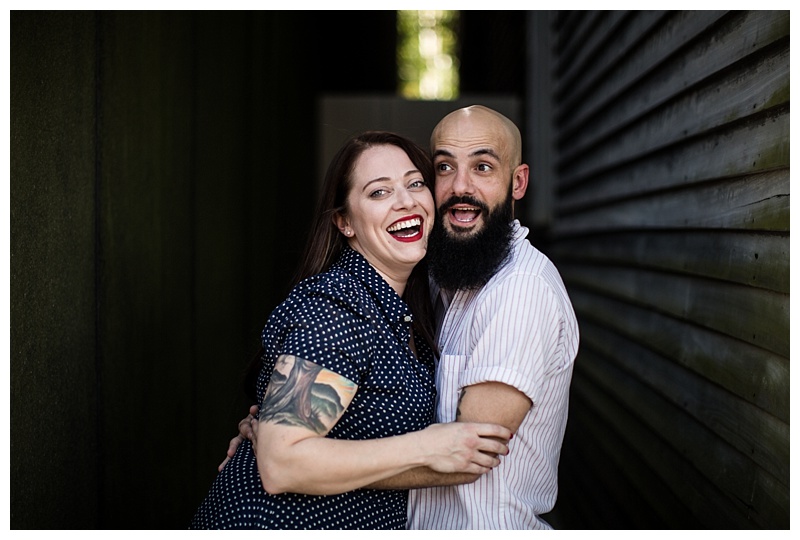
217, 404, 259, 471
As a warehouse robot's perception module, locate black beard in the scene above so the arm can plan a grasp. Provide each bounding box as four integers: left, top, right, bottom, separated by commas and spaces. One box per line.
428, 194, 514, 291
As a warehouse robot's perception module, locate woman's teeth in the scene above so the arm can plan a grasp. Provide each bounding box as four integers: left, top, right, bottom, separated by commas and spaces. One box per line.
387, 217, 422, 234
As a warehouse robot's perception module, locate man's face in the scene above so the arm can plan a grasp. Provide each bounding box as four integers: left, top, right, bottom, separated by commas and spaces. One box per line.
431, 113, 515, 238
426, 110, 523, 291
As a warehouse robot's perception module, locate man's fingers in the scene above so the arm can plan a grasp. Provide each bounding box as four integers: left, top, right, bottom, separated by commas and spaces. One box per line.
228, 434, 245, 456
218, 406, 259, 473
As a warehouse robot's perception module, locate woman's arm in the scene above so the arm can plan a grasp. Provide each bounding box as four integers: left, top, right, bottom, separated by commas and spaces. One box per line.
367, 382, 529, 489
256, 354, 510, 496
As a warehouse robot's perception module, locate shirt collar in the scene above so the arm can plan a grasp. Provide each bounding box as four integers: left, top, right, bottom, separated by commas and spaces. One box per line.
334, 247, 414, 326
511, 219, 527, 244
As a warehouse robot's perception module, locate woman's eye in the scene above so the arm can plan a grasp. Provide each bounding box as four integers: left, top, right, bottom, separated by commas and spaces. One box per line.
409, 179, 426, 189
370, 189, 388, 198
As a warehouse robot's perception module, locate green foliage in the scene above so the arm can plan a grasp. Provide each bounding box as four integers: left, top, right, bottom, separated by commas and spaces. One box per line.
397, 10, 460, 100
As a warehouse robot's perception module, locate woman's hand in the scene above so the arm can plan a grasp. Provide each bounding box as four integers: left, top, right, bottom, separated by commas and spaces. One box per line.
415, 422, 511, 475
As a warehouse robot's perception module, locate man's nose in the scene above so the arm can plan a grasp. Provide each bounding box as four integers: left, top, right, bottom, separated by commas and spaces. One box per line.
450, 168, 473, 195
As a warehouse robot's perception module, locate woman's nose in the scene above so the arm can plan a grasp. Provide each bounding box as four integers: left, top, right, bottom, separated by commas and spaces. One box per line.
394, 187, 417, 209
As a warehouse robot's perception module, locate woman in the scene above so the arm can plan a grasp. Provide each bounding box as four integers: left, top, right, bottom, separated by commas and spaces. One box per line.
191, 132, 510, 529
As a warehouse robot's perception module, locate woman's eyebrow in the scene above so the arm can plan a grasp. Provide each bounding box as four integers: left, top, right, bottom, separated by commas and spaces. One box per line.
361, 170, 420, 192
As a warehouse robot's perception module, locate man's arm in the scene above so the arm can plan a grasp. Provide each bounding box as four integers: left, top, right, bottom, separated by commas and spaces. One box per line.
456, 381, 531, 433
367, 381, 530, 489
218, 405, 258, 472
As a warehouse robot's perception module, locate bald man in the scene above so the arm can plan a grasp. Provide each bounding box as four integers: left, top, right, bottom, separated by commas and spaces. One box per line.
402, 105, 579, 529
223, 106, 579, 529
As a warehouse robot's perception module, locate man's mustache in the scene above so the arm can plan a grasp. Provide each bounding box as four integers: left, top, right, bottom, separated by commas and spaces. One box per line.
437, 196, 490, 214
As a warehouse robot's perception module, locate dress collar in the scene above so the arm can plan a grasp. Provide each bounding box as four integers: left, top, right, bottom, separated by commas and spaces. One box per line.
334, 247, 414, 326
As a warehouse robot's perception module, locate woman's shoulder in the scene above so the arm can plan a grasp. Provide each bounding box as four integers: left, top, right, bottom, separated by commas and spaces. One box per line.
286, 266, 371, 317
304, 264, 364, 296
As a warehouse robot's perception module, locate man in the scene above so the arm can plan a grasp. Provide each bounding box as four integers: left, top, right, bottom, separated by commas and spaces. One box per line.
223, 105, 579, 529
404, 104, 579, 529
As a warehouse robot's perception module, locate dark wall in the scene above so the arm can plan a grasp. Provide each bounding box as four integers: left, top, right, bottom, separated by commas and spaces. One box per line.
11, 12, 100, 528
10, 11, 397, 529
459, 11, 526, 95
545, 11, 789, 528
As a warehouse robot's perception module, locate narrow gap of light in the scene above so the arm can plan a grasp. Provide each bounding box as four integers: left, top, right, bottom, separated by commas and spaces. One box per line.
397, 10, 459, 100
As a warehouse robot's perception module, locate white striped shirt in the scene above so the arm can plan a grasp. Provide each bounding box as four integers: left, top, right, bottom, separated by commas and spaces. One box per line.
407, 221, 580, 530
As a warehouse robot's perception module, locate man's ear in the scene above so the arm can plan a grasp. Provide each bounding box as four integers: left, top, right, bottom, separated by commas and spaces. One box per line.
512, 164, 529, 201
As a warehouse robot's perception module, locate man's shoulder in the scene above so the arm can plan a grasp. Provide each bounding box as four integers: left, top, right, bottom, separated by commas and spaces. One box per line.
475, 237, 574, 316
490, 236, 555, 285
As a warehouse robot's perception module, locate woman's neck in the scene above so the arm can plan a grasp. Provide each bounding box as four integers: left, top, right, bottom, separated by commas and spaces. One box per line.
375, 269, 408, 298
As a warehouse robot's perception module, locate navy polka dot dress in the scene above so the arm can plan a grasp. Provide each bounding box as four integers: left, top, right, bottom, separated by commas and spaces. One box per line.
191, 247, 436, 529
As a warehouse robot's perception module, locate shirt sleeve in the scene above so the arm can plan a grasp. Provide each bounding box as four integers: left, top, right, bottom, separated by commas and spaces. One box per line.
460, 272, 571, 406
275, 278, 374, 386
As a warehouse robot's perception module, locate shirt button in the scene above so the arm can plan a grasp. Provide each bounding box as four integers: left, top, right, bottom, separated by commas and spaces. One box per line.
403, 315, 412, 322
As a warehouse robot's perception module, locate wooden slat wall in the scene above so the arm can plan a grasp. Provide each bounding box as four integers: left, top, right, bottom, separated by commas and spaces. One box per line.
546, 11, 789, 528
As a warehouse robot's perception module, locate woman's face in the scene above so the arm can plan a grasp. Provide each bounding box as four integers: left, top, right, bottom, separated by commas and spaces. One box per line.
339, 144, 434, 280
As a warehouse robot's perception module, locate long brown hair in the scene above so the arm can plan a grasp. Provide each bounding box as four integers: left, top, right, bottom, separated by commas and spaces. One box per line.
245, 131, 437, 402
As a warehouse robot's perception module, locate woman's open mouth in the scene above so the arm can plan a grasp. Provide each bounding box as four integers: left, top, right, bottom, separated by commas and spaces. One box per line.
387, 215, 424, 242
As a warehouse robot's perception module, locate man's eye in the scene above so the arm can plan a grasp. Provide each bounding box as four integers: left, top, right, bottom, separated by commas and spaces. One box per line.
477, 163, 492, 172
436, 163, 453, 172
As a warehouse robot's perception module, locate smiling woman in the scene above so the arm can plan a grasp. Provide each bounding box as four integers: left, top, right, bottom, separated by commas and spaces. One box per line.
190, 131, 511, 530
334, 143, 434, 294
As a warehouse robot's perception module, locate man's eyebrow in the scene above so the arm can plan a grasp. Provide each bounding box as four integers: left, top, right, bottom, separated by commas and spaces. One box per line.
470, 148, 501, 161
432, 148, 501, 161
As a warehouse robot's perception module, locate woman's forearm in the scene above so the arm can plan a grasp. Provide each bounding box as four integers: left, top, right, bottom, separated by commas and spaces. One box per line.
257, 422, 509, 496
258, 427, 428, 495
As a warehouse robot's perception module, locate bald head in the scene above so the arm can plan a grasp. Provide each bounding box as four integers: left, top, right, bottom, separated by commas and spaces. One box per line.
431, 105, 522, 167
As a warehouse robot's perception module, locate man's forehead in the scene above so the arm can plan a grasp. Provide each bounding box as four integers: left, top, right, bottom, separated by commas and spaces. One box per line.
432, 133, 509, 163
432, 145, 503, 162
433, 116, 510, 154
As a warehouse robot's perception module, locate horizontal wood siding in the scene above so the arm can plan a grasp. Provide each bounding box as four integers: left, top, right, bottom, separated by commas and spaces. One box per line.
547, 10, 789, 528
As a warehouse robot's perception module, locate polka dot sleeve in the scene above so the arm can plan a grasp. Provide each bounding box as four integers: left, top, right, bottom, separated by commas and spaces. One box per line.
267, 272, 375, 387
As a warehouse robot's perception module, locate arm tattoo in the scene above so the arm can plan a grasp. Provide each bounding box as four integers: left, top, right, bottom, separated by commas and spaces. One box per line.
258, 355, 356, 435
456, 387, 467, 420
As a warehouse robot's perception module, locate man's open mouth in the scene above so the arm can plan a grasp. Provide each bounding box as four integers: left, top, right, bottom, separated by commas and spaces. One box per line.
449, 205, 482, 224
